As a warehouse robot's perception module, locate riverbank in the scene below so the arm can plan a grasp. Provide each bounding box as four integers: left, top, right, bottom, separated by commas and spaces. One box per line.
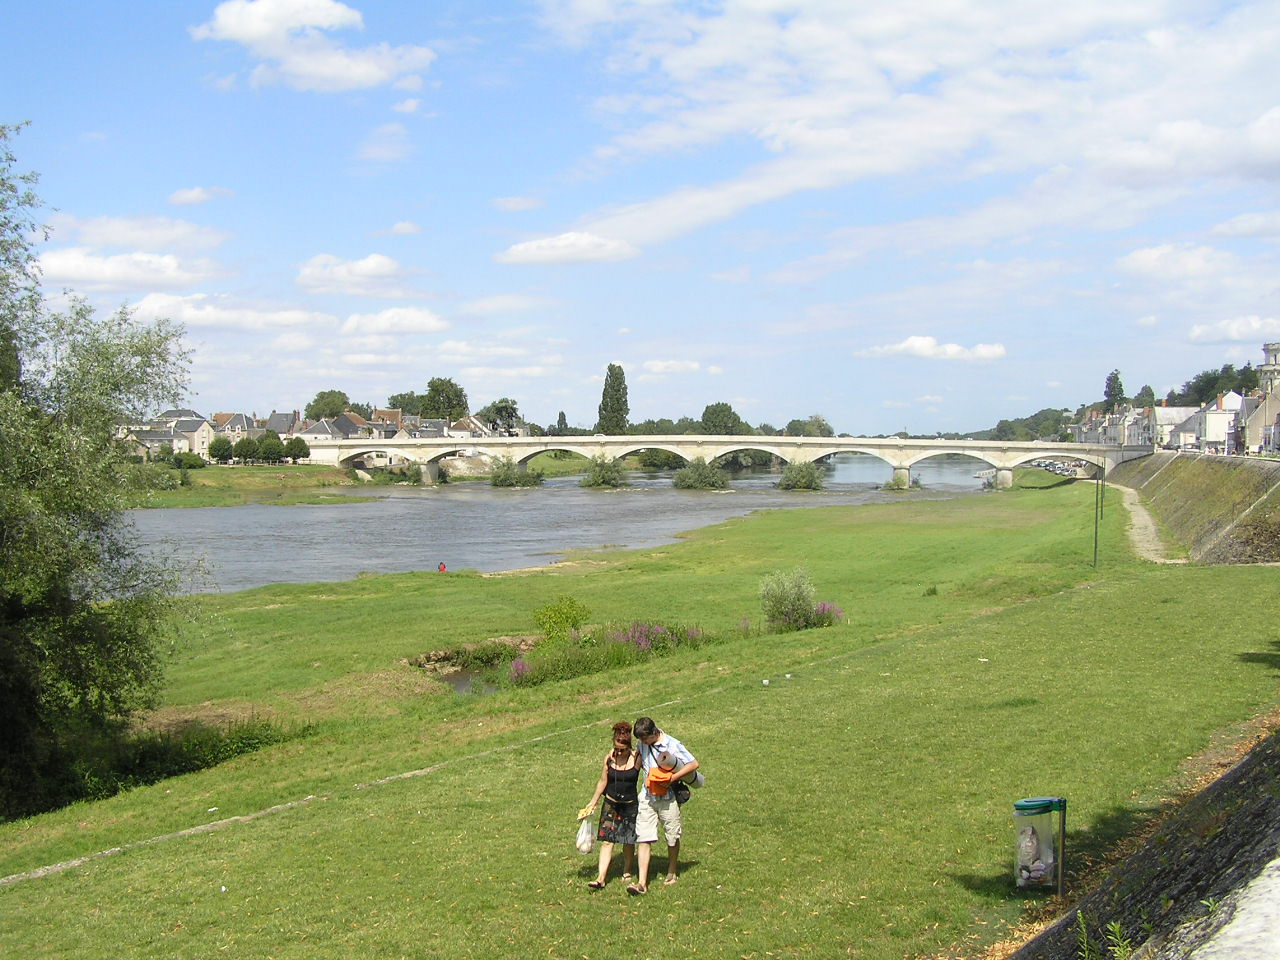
5, 481, 1280, 959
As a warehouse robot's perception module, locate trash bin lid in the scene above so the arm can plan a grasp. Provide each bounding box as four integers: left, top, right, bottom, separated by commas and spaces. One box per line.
1015, 796, 1066, 814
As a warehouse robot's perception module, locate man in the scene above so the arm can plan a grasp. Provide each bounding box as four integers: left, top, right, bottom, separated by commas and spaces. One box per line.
628, 716, 699, 895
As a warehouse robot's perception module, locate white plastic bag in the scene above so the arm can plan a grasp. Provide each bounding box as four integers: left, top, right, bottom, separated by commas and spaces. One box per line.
575, 818, 595, 854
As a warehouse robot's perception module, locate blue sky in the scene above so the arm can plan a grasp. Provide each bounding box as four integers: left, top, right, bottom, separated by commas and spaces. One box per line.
4, 0, 1279, 434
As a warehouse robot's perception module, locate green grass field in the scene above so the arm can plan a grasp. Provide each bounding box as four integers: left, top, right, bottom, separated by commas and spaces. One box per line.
124, 463, 366, 508
4, 481, 1278, 959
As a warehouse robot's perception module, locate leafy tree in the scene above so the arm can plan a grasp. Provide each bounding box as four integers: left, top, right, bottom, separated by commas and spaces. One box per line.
422, 377, 468, 421
1, 126, 190, 818
476, 397, 520, 433
386, 391, 423, 416
1103, 369, 1126, 413
673, 456, 728, 489
256, 430, 285, 463
305, 389, 349, 421
785, 415, 835, 437
348, 401, 373, 420
637, 448, 685, 469
779, 461, 824, 490
579, 454, 627, 488
490, 455, 544, 487
1132, 384, 1156, 408
596, 362, 629, 434
630, 417, 678, 435
556, 411, 568, 434
233, 435, 259, 463
283, 436, 310, 463
209, 435, 233, 463
701, 401, 746, 435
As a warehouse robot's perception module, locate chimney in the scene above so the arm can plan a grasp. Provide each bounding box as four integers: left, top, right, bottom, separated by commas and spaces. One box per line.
1217, 394, 1223, 410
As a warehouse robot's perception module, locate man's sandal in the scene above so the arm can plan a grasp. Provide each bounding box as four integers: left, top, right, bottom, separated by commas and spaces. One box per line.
625, 883, 646, 896
587, 880, 605, 890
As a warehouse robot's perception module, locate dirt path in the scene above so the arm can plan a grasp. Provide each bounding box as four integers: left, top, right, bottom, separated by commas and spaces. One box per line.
1114, 483, 1187, 564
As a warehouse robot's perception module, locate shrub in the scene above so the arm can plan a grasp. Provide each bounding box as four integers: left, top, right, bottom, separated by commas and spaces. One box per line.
121, 462, 179, 491
673, 456, 728, 489
579, 454, 627, 488
759, 568, 844, 632
491, 455, 544, 487
508, 620, 710, 688
533, 595, 591, 641
779, 461, 823, 490
170, 451, 205, 469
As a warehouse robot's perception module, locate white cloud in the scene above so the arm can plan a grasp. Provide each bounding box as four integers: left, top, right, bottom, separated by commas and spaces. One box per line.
1188, 315, 1280, 343
391, 98, 421, 114
135, 292, 334, 330
1212, 211, 1280, 238
437, 340, 531, 363
532, 1, 1280, 258
388, 220, 421, 235
50, 214, 230, 250
341, 306, 447, 334
39, 248, 221, 291
460, 365, 556, 380
358, 122, 412, 162
492, 196, 544, 212
168, 185, 234, 206
296, 253, 413, 296
496, 231, 640, 264
857, 336, 1006, 361
642, 359, 700, 374
191, 0, 435, 92
1116, 244, 1237, 280
1136, 315, 1159, 328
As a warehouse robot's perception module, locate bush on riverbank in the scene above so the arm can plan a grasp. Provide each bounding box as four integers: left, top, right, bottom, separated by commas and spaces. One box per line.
759, 567, 844, 631
579, 453, 627, 487
673, 456, 728, 489
508, 620, 710, 687
779, 461, 824, 490
490, 455, 544, 487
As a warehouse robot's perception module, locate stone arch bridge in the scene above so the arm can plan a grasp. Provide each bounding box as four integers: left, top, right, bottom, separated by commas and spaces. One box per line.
304, 435, 1152, 488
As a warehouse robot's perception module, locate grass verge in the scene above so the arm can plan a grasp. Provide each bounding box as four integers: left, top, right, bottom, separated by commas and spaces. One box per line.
3, 482, 1278, 960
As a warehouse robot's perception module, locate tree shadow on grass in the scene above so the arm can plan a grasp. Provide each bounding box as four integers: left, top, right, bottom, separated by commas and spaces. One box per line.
948, 802, 1161, 903
1236, 639, 1280, 676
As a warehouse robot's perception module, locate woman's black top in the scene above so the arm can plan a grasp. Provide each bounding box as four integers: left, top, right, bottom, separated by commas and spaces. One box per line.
605, 762, 640, 805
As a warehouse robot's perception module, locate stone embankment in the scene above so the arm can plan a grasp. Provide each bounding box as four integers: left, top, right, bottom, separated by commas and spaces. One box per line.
1108, 451, 1280, 563
1000, 453, 1280, 960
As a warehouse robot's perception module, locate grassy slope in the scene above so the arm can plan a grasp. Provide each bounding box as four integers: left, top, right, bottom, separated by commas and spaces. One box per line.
125, 464, 364, 508
4, 483, 1279, 959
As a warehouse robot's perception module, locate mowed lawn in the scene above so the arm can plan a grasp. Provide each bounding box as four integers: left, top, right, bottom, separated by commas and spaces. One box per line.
3, 483, 1279, 959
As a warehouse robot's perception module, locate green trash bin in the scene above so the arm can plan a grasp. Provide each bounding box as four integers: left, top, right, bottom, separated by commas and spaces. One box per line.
1013, 796, 1066, 894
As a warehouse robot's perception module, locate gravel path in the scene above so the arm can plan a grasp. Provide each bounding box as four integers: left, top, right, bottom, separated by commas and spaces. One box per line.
1115, 483, 1187, 564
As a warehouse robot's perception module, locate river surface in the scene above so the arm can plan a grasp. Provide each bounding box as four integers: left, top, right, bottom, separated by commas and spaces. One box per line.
128, 454, 988, 593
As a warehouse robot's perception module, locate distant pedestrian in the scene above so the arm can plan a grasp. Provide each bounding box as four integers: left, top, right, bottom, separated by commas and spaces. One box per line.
438, 561, 446, 572
628, 716, 698, 895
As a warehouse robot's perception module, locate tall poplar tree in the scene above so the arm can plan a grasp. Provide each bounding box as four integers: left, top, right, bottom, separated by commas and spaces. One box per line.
596, 363, 629, 434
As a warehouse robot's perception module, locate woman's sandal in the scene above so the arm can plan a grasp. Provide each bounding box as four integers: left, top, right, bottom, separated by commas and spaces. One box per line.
663, 874, 678, 886
587, 880, 605, 890
625, 883, 646, 896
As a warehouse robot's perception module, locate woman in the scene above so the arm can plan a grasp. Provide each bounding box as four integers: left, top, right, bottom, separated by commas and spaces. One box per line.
580, 721, 640, 889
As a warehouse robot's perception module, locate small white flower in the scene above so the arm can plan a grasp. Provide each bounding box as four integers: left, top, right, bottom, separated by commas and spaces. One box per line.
208, 807, 218, 813
762, 679, 770, 685
784, 674, 792, 679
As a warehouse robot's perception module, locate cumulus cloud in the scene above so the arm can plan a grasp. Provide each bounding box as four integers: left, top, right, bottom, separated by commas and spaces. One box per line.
496, 231, 640, 264
168, 185, 234, 205
492, 196, 544, 212
135, 292, 334, 329
391, 98, 420, 114
39, 248, 221, 291
296, 253, 413, 296
340, 306, 447, 334
190, 0, 435, 92
1188, 315, 1280, 343
857, 336, 1006, 361
50, 213, 230, 250
388, 220, 421, 235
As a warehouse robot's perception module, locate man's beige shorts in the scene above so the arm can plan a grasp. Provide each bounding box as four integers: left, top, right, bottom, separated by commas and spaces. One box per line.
636, 794, 681, 846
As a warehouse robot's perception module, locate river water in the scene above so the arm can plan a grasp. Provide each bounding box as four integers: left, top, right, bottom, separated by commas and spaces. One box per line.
128, 454, 988, 593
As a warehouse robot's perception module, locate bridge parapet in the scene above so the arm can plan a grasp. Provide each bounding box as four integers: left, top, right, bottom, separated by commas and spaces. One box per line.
304, 434, 1152, 483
